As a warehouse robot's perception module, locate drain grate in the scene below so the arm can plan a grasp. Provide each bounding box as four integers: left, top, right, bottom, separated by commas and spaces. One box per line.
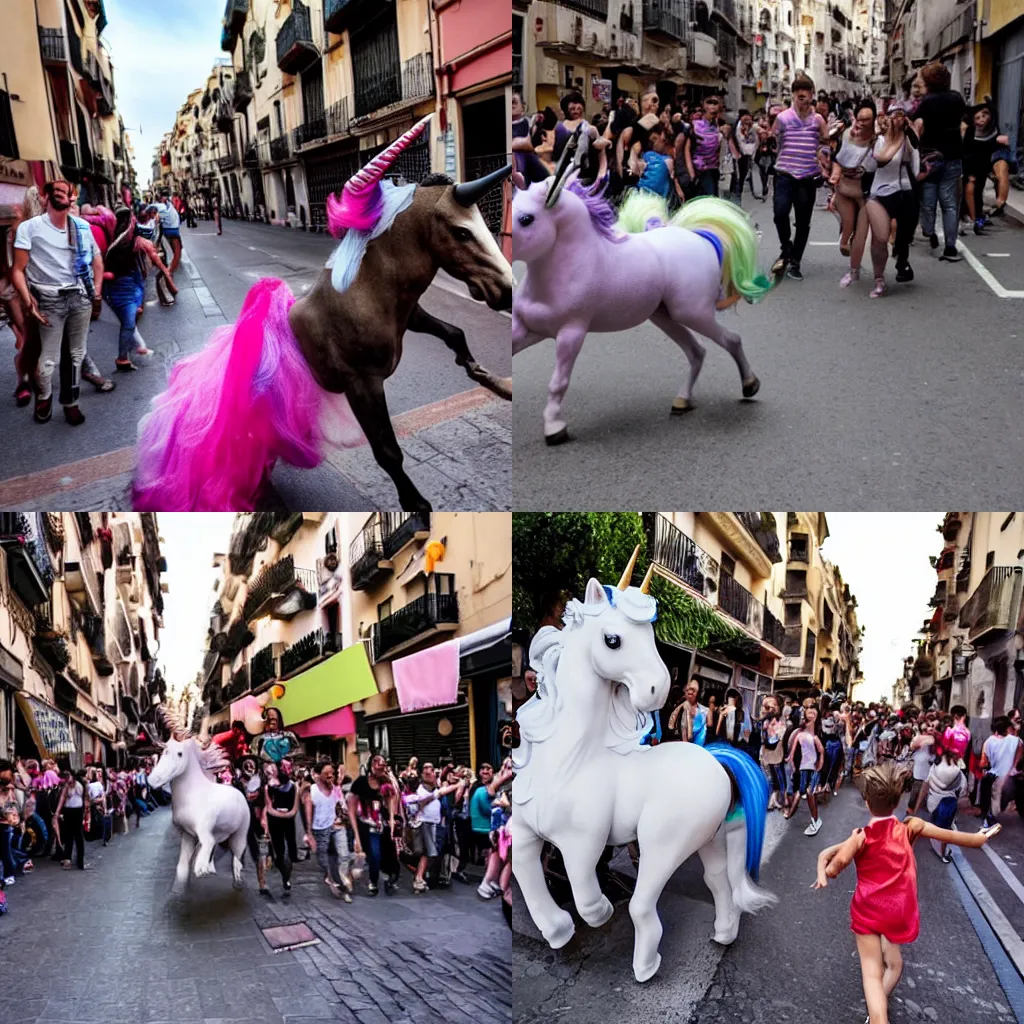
260, 921, 321, 953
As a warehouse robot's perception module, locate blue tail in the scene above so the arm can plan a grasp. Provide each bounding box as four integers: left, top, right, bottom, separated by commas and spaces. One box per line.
705, 743, 769, 882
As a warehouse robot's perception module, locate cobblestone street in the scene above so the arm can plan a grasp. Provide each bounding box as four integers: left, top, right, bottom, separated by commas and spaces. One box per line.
4, 807, 510, 1024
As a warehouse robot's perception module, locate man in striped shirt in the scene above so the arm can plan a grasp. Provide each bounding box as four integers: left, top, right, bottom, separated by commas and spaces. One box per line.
770, 75, 830, 281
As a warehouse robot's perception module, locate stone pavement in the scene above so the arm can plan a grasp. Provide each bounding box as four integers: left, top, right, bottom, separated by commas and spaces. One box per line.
2, 806, 510, 1024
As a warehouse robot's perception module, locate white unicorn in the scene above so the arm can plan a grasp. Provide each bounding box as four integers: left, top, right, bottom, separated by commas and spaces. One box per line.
512, 547, 777, 983
148, 707, 250, 894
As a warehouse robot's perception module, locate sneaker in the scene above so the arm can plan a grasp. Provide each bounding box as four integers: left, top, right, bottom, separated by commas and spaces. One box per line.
804, 818, 823, 836
3, 877, 13, 885
928, 232, 939, 249
974, 219, 986, 235
489, 881, 504, 896
259, 888, 273, 899
367, 883, 378, 896
895, 262, 914, 283
477, 882, 497, 900
786, 262, 803, 281
939, 247, 962, 262
452, 870, 470, 884
990, 203, 1006, 218
413, 879, 427, 895
839, 269, 859, 288
342, 891, 353, 903
940, 853, 953, 864
34, 397, 52, 424
870, 277, 887, 298
63, 404, 85, 427
771, 253, 788, 276
283, 880, 292, 891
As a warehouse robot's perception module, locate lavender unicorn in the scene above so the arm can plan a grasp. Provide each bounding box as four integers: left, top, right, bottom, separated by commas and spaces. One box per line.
512, 141, 775, 445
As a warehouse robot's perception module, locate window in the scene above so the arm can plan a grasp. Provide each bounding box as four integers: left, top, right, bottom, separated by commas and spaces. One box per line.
720, 552, 736, 577
985, 551, 995, 570
377, 597, 392, 621
785, 603, 801, 626
787, 10, 792, 25
325, 526, 338, 555
789, 534, 808, 560
324, 601, 339, 635
785, 569, 807, 594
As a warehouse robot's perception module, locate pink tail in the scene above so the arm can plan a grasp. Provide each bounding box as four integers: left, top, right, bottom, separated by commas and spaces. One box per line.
133, 278, 361, 511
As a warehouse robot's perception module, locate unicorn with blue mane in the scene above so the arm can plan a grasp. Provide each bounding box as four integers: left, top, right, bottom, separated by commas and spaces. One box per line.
513, 546, 776, 983
133, 115, 513, 511
512, 126, 775, 445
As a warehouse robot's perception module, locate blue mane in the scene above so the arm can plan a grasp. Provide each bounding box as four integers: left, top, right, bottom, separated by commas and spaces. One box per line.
566, 178, 620, 241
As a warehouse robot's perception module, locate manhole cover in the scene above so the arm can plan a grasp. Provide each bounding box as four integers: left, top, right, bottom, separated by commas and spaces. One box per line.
261, 922, 320, 952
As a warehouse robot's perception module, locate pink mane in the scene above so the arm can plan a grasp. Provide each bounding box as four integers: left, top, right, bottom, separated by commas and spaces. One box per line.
326, 187, 382, 237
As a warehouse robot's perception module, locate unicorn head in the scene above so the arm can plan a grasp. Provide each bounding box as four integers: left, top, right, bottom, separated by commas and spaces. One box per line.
147, 735, 194, 789
513, 176, 620, 264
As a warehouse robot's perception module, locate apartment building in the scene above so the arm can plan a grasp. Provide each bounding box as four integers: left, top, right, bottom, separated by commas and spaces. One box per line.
644, 511, 786, 724
0, 513, 168, 768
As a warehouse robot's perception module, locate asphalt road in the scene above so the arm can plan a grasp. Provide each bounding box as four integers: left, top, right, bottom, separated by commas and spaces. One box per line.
0, 217, 511, 501
513, 782, 1019, 1024
4, 805, 510, 1024
512, 197, 1024, 508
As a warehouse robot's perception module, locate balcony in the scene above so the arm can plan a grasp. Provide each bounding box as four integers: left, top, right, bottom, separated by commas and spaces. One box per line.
68, 28, 84, 77
643, 0, 686, 42
293, 114, 327, 150
93, 155, 113, 183
718, 573, 784, 651
277, 0, 319, 75
959, 566, 1023, 643
39, 27, 67, 63
559, 0, 609, 18
219, 150, 239, 171
781, 570, 808, 599
242, 140, 259, 168
250, 644, 277, 690
33, 612, 70, 673
736, 513, 782, 563
401, 51, 433, 103
381, 512, 430, 560
788, 539, 809, 563
646, 513, 717, 596
324, 0, 376, 34
689, 30, 718, 68
97, 75, 115, 116
942, 512, 961, 542
65, 551, 102, 617
243, 554, 317, 622
84, 53, 102, 90
230, 664, 249, 701
929, 580, 947, 608
269, 134, 291, 164
0, 514, 49, 609
232, 69, 253, 112
713, 0, 741, 35
280, 628, 342, 678
59, 139, 80, 172
111, 598, 133, 663
82, 613, 113, 676
373, 576, 459, 661
224, 0, 247, 33
349, 516, 394, 591
717, 27, 737, 68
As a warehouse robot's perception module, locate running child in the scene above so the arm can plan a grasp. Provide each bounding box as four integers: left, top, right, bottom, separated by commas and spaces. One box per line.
813, 762, 1000, 1024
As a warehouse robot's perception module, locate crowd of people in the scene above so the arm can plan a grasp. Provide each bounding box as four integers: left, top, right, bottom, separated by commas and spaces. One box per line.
512, 60, 1015, 298
0, 179, 186, 426
666, 676, 1024, 851
0, 710, 514, 927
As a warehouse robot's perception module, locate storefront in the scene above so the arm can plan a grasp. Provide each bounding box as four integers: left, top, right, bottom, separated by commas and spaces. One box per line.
14, 692, 75, 765
690, 653, 735, 707
0, 642, 23, 761
460, 617, 512, 768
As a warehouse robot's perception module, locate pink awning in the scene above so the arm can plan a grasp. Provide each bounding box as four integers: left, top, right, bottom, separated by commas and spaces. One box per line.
291, 705, 356, 739
391, 637, 460, 713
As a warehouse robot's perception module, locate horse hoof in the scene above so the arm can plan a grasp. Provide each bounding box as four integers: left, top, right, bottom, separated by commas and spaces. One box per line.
713, 920, 740, 946
233, 879, 244, 891
670, 399, 694, 415
543, 911, 576, 949
633, 953, 662, 983
741, 376, 760, 399
579, 894, 614, 928
544, 427, 570, 446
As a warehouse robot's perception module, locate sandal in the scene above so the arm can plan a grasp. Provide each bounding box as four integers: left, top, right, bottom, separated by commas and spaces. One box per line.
839, 269, 859, 288
14, 382, 31, 407
115, 360, 138, 372
870, 276, 887, 299
82, 372, 116, 393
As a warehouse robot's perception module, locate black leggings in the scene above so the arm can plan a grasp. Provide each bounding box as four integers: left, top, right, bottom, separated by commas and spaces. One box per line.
246, 807, 263, 862
267, 817, 297, 882
62, 807, 85, 869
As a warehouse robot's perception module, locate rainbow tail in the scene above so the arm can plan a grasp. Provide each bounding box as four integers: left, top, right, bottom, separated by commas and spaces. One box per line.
670, 196, 775, 304
133, 278, 362, 511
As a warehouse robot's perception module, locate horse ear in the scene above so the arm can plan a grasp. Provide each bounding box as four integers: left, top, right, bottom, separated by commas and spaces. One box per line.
584, 578, 608, 606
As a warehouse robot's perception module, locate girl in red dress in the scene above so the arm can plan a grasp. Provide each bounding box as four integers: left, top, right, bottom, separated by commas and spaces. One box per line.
813, 761, 999, 1024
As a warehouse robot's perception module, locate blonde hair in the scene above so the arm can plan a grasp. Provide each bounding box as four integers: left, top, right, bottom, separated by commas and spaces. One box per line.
857, 762, 907, 816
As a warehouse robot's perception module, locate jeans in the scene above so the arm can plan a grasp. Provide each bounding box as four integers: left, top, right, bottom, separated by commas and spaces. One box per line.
102, 813, 113, 844
730, 157, 751, 201
695, 167, 720, 197
105, 272, 144, 361
33, 289, 91, 404
0, 824, 30, 878
773, 172, 817, 263
312, 826, 351, 886
919, 158, 962, 247
358, 823, 382, 885
764, 762, 786, 797
822, 739, 844, 790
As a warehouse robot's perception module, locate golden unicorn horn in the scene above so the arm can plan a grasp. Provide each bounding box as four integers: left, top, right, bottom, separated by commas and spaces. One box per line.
618, 545, 640, 590
639, 563, 655, 594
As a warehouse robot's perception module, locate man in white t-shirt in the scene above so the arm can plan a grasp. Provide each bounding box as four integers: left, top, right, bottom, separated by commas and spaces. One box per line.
404, 763, 461, 895
154, 193, 183, 279
981, 716, 1023, 828
10, 179, 103, 425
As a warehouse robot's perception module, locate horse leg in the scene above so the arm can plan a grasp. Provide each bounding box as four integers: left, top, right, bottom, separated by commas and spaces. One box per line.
684, 310, 760, 399
543, 326, 586, 445
697, 828, 740, 945
650, 307, 706, 414
629, 812, 706, 983
512, 308, 546, 357
407, 303, 511, 401
172, 831, 196, 895
512, 825, 575, 949
560, 840, 615, 929
193, 830, 217, 878
344, 377, 430, 513
229, 820, 248, 890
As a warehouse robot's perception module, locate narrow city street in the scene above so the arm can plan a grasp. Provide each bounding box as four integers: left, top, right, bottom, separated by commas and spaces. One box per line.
0, 219, 511, 511
512, 201, 1024, 509
512, 786, 1023, 1024
5, 805, 511, 1024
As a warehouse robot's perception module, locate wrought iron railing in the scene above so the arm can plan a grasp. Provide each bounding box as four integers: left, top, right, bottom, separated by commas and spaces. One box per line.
219, 150, 238, 170
230, 664, 249, 699
233, 69, 253, 112
243, 554, 316, 621
250, 645, 277, 689
349, 516, 391, 590
243, 140, 258, 167
401, 51, 433, 102
270, 134, 291, 163
763, 607, 785, 650
381, 512, 431, 559
280, 628, 328, 676
560, 0, 609, 18
276, 0, 316, 71
39, 27, 67, 62
736, 512, 781, 562
959, 566, 1022, 639
294, 114, 327, 148
647, 513, 716, 595
325, 96, 351, 136
642, 0, 686, 40
374, 585, 459, 660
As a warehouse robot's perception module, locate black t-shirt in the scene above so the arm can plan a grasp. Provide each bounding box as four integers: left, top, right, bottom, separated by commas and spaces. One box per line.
268, 780, 295, 812
916, 91, 967, 160
963, 124, 1001, 171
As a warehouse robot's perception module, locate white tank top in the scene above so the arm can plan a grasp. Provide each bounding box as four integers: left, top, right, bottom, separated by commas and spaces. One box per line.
310, 782, 339, 831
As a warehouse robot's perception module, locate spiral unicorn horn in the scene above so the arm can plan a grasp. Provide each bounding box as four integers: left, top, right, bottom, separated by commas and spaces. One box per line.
327, 113, 434, 234
618, 544, 641, 590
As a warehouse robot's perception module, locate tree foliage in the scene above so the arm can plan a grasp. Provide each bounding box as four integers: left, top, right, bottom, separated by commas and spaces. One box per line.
513, 512, 750, 656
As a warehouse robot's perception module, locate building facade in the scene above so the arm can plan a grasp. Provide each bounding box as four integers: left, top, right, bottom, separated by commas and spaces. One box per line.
0, 513, 168, 769
197, 512, 512, 777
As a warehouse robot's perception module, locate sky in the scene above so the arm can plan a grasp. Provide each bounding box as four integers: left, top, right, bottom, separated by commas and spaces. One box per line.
156, 514, 235, 696
820, 513, 941, 703
102, 0, 227, 186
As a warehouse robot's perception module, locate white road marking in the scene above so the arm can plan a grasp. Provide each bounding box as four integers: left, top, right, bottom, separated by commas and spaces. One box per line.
941, 233, 1024, 299
985, 253, 1011, 257
952, 847, 1024, 976
981, 839, 1024, 909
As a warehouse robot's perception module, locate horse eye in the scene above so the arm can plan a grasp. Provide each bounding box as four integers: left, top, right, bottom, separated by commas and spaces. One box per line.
604, 633, 621, 650
518, 213, 534, 227
177, 752, 182, 757
452, 226, 473, 242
